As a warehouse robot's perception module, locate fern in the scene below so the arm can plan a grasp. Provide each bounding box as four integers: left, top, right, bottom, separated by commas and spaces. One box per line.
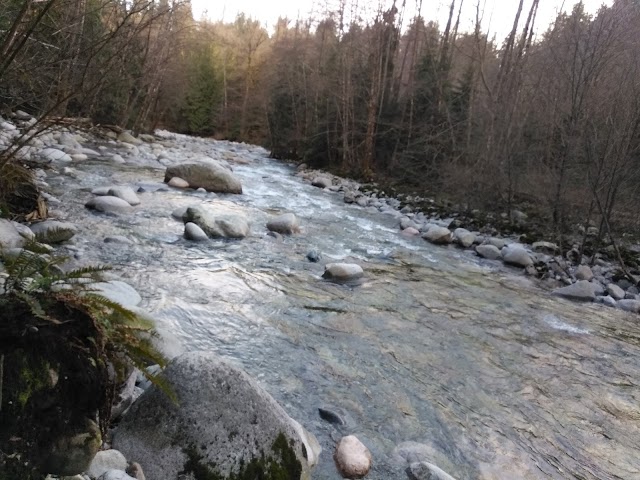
33, 226, 75, 245
0, 241, 174, 409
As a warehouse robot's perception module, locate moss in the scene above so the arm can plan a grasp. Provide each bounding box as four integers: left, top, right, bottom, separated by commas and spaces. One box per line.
181, 432, 303, 480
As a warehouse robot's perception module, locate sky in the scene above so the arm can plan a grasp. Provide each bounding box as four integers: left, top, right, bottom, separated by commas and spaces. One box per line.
191, 0, 614, 39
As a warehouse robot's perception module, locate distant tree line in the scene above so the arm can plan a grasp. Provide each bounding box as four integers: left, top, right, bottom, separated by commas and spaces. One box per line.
2, 0, 640, 246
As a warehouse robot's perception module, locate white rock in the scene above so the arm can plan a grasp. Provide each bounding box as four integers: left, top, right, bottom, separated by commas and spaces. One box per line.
266, 213, 299, 235
0, 219, 26, 249
486, 237, 507, 249
86, 196, 134, 214
39, 148, 72, 163
71, 153, 88, 162
322, 263, 364, 282
184, 222, 208, 241
108, 186, 141, 206
617, 299, 640, 313
475, 244, 502, 260
168, 177, 189, 188
552, 280, 597, 302
453, 228, 475, 248
501, 244, 533, 267
575, 265, 594, 281
334, 435, 372, 479
311, 176, 332, 189
11, 221, 35, 240
422, 226, 452, 245
606, 284, 626, 300
87, 449, 128, 479
111, 154, 125, 164
0, 121, 17, 131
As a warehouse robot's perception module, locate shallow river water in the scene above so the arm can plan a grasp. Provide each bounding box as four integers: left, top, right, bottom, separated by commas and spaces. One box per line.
46, 138, 640, 480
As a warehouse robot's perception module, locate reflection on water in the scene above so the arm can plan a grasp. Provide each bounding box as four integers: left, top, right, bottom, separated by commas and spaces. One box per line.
47, 144, 640, 479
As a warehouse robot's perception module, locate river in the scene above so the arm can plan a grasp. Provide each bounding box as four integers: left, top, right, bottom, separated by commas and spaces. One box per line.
44, 134, 640, 480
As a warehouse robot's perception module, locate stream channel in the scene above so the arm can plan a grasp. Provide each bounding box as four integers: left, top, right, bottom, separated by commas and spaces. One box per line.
45, 135, 640, 480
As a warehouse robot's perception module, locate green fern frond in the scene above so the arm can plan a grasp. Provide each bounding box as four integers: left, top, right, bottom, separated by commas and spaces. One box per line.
22, 240, 54, 255
12, 291, 59, 323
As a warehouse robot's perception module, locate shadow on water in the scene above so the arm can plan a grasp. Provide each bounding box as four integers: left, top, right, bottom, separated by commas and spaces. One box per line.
46, 148, 640, 479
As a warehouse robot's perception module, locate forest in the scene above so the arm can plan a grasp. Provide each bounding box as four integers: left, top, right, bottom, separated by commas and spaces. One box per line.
1, 0, 640, 243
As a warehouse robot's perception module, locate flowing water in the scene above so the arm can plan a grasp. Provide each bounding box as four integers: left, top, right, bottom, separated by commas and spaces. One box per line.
45, 138, 640, 480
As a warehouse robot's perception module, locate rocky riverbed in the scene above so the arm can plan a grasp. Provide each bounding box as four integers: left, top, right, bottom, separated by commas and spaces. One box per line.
2, 114, 640, 479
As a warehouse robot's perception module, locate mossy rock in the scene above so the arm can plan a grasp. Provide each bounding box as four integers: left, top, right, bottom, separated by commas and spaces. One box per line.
0, 292, 111, 478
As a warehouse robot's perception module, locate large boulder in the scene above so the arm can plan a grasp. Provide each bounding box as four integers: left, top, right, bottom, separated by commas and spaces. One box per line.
113, 352, 319, 480
501, 244, 533, 267
164, 162, 242, 194
267, 213, 299, 235
183, 206, 249, 239
0, 219, 26, 249
552, 280, 597, 302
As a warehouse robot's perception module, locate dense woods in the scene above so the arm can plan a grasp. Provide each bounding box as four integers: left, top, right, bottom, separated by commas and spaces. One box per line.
2, 0, 640, 243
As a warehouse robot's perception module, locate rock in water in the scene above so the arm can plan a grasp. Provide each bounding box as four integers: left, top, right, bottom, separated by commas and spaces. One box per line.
552, 280, 597, 302
267, 213, 299, 234
164, 162, 242, 193
407, 461, 457, 480
184, 222, 208, 241
108, 186, 141, 206
183, 206, 249, 239
475, 244, 502, 260
113, 352, 319, 480
311, 176, 332, 188
322, 263, 364, 282
168, 177, 189, 188
306, 250, 321, 263
334, 435, 371, 479
422, 227, 452, 245
85, 196, 134, 214
501, 244, 533, 267
617, 299, 640, 313
453, 228, 475, 248
92, 281, 142, 307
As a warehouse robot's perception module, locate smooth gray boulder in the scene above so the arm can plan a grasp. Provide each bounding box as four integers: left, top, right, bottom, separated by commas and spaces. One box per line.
552, 280, 597, 302
617, 299, 640, 313
408, 461, 457, 480
39, 147, 72, 163
165, 162, 242, 193
486, 237, 507, 249
0, 219, 27, 249
87, 450, 128, 479
475, 244, 502, 260
322, 263, 364, 282
117, 131, 142, 145
183, 206, 249, 239
453, 228, 475, 248
267, 213, 299, 235
113, 352, 319, 480
575, 265, 594, 281
29, 220, 77, 243
422, 227, 452, 245
501, 244, 533, 267
86, 196, 134, 214
108, 186, 141, 206
311, 176, 332, 188
184, 222, 208, 241
607, 283, 626, 300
